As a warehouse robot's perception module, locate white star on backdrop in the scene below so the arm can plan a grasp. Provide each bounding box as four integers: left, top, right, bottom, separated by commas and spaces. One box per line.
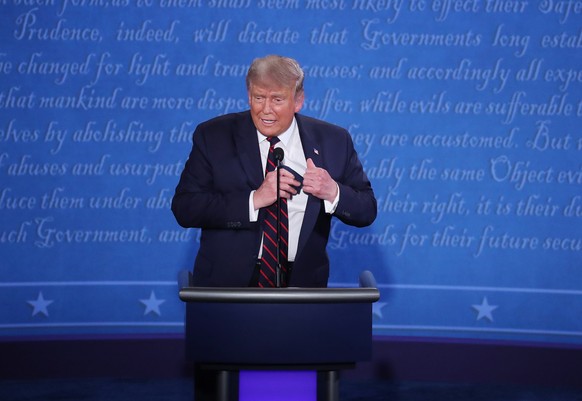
472, 297, 498, 322
140, 291, 166, 316
27, 292, 54, 317
373, 302, 387, 318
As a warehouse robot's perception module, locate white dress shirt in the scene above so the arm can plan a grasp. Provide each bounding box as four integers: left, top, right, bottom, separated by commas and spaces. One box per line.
249, 117, 339, 262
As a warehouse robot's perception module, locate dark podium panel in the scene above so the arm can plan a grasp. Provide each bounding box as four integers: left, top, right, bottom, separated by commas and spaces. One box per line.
179, 271, 379, 401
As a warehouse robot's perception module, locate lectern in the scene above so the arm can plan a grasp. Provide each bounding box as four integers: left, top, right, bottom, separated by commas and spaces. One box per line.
179, 271, 379, 401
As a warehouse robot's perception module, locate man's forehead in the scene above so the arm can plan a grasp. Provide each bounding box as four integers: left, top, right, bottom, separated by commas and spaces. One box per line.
249, 80, 294, 94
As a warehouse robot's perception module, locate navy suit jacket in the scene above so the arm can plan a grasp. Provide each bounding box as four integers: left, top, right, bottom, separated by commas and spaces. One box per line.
172, 111, 376, 287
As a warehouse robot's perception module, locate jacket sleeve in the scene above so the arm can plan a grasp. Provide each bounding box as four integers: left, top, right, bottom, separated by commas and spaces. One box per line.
171, 122, 256, 230
332, 129, 377, 228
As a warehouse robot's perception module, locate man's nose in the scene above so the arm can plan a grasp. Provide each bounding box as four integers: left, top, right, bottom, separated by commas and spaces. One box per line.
262, 99, 273, 113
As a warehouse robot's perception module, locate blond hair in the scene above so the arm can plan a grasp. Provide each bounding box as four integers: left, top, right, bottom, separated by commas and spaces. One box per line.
246, 55, 304, 97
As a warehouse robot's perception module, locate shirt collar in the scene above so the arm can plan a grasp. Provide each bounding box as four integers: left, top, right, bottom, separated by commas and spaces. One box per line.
257, 117, 297, 148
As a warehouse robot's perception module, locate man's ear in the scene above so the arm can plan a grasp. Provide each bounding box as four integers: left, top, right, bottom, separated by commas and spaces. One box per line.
294, 92, 305, 112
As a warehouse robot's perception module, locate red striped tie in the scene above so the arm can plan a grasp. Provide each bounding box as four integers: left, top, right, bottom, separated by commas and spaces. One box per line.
258, 137, 288, 288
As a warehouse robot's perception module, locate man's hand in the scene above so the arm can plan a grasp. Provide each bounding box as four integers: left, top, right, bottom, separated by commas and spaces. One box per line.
303, 158, 338, 202
253, 168, 300, 210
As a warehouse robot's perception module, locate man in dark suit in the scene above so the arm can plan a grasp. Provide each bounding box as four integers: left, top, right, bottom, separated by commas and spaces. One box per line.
172, 55, 376, 288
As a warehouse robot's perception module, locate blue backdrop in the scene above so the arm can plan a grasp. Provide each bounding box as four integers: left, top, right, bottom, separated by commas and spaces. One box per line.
1, 0, 581, 346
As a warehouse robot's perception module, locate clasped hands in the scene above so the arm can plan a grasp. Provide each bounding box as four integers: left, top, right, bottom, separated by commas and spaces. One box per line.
253, 158, 338, 210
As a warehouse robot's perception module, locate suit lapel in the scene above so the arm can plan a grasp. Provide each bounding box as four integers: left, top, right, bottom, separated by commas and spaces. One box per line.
234, 112, 263, 189
296, 115, 323, 257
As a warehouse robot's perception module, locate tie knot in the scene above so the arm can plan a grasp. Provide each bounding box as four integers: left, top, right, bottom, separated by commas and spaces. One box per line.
267, 136, 280, 146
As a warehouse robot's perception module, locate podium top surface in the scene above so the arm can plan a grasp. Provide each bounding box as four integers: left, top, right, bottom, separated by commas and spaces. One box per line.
179, 286, 380, 304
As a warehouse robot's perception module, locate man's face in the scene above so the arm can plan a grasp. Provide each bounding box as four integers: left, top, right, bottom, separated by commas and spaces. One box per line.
248, 82, 304, 137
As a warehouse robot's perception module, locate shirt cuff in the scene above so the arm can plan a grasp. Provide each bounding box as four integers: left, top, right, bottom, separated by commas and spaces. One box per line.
324, 184, 340, 214
249, 191, 259, 222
